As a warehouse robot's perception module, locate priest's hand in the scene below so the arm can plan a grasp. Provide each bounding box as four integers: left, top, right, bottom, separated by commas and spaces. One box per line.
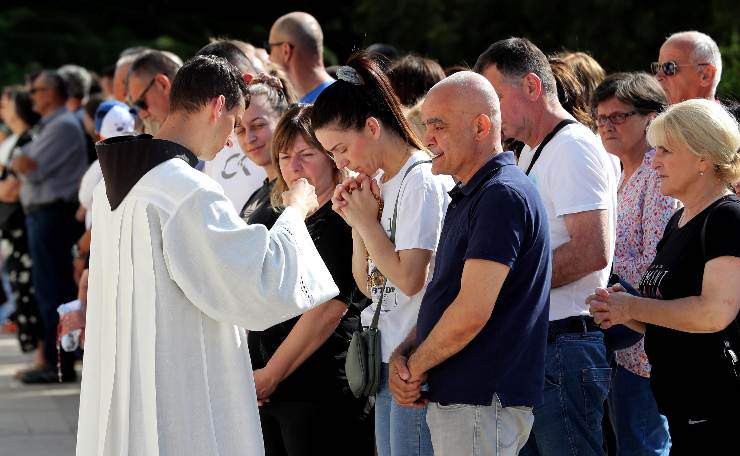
282, 178, 318, 218
253, 368, 279, 404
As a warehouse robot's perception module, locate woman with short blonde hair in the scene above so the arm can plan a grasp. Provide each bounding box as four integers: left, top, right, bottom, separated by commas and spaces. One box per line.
589, 99, 740, 453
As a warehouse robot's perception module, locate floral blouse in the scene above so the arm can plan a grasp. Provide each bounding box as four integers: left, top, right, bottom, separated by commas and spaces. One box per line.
613, 149, 679, 377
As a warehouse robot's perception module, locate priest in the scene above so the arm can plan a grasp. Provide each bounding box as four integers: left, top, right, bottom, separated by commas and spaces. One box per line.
76, 55, 339, 455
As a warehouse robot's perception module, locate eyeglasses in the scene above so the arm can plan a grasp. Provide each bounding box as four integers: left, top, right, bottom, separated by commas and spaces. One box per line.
595, 111, 637, 127
650, 61, 710, 77
130, 77, 156, 112
29, 87, 50, 95
263, 41, 294, 50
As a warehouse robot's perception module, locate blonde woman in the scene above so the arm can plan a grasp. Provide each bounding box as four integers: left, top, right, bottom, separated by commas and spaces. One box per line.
589, 99, 740, 454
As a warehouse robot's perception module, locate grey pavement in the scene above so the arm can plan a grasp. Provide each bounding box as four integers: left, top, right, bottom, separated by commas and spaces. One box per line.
0, 333, 79, 456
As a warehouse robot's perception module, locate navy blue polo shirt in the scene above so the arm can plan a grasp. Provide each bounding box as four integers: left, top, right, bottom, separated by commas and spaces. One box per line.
416, 151, 551, 407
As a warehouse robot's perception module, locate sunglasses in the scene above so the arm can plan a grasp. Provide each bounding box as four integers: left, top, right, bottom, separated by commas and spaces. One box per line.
130, 77, 156, 112
595, 111, 637, 127
650, 61, 709, 77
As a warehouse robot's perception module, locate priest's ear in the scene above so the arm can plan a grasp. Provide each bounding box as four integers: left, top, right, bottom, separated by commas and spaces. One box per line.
208, 95, 227, 124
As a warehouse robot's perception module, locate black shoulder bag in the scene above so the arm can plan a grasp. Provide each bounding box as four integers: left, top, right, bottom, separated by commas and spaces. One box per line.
345, 159, 432, 398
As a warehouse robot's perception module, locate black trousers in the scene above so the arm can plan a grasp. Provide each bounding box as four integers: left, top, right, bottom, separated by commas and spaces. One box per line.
25, 202, 83, 373
259, 400, 374, 456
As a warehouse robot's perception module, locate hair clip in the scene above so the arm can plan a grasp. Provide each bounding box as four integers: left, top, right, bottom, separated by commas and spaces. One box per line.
336, 66, 363, 86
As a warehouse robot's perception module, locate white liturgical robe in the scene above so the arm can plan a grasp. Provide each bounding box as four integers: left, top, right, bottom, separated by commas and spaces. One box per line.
76, 155, 338, 455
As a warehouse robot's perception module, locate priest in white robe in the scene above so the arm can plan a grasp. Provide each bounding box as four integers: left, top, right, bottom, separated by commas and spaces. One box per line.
76, 55, 338, 455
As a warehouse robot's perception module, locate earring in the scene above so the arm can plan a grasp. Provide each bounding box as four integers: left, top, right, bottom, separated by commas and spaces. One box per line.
700, 171, 704, 176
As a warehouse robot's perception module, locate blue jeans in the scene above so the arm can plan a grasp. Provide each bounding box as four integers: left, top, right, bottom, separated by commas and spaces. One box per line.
520, 330, 612, 456
25, 203, 83, 372
607, 365, 671, 455
375, 363, 433, 456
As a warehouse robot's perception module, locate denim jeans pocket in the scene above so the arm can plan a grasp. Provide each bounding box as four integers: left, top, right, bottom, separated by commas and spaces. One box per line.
581, 367, 612, 430
435, 402, 468, 411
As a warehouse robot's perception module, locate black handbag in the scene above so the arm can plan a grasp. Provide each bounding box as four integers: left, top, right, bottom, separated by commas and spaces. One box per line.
345, 159, 431, 398
603, 274, 645, 356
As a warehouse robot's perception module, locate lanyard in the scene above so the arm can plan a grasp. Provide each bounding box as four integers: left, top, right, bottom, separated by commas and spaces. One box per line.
525, 119, 577, 176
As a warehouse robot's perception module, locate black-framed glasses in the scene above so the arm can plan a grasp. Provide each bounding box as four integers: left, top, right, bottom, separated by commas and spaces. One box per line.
130, 77, 156, 112
29, 86, 50, 95
263, 41, 294, 50
650, 61, 710, 77
595, 111, 637, 127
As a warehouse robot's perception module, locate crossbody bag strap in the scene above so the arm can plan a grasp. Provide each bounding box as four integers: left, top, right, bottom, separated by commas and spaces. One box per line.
370, 158, 433, 329
700, 197, 740, 378
525, 119, 577, 176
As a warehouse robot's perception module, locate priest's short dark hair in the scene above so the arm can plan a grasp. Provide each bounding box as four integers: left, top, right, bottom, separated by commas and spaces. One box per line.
169, 55, 249, 115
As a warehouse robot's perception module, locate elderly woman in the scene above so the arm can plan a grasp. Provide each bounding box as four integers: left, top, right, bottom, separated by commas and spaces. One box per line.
248, 104, 374, 456
588, 99, 740, 454
592, 72, 677, 455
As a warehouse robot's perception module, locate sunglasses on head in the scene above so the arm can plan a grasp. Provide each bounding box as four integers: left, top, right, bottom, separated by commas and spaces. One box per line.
130, 77, 156, 112
650, 61, 709, 77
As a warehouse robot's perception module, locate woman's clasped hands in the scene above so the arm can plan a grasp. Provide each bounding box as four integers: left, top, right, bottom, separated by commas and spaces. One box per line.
331, 174, 382, 229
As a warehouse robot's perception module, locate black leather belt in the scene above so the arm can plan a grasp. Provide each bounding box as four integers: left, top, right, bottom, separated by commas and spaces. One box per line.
548, 315, 600, 342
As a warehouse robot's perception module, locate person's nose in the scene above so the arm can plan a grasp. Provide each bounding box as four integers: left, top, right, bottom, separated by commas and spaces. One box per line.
335, 155, 348, 169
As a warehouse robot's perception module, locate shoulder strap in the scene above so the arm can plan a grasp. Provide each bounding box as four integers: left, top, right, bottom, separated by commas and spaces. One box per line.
390, 159, 432, 243
700, 197, 740, 374
700, 198, 735, 261
525, 119, 577, 176
370, 158, 432, 329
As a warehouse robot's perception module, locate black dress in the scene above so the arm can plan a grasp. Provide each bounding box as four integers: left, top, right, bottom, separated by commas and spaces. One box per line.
638, 195, 740, 453
247, 201, 374, 456
0, 131, 42, 352
241, 178, 279, 227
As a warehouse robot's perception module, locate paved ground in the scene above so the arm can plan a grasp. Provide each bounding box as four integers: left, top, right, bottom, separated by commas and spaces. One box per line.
0, 333, 79, 456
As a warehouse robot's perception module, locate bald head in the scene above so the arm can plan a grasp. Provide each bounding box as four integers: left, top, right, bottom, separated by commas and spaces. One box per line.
428, 71, 501, 129
271, 12, 323, 58
422, 71, 503, 182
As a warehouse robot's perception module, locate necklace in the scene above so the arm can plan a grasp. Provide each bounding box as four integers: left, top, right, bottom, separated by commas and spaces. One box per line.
678, 188, 731, 227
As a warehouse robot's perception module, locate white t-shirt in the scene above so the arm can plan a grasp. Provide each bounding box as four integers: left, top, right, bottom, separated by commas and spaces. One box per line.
518, 123, 618, 321
361, 151, 455, 362
0, 134, 19, 165
202, 142, 267, 212
78, 160, 103, 229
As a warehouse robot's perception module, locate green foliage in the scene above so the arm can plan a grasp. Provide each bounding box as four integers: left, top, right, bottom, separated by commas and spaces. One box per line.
0, 0, 737, 104
718, 30, 740, 99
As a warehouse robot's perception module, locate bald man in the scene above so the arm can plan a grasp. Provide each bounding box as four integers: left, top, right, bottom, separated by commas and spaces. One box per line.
388, 72, 551, 456
267, 11, 334, 102
654, 31, 723, 104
